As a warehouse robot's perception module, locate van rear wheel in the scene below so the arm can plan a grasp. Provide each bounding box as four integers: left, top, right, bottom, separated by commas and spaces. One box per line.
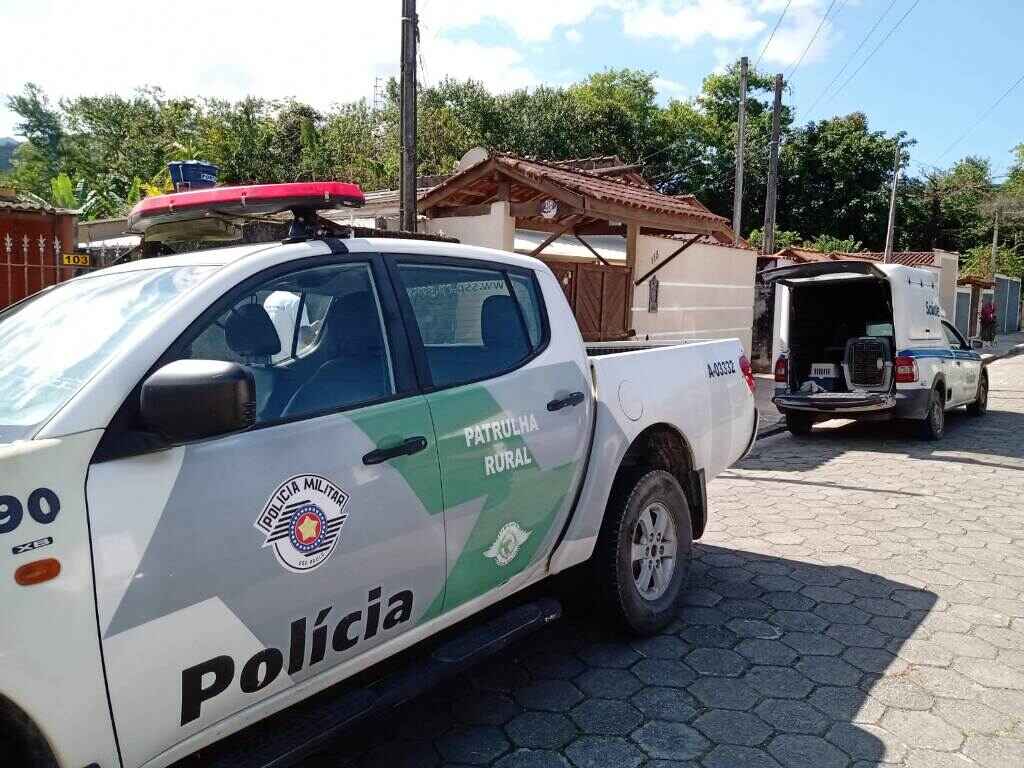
967, 372, 988, 417
920, 388, 945, 440
785, 413, 815, 435
596, 469, 692, 635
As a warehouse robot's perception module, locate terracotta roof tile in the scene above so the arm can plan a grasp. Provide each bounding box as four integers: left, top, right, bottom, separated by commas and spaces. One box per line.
493, 154, 728, 226
772, 247, 938, 267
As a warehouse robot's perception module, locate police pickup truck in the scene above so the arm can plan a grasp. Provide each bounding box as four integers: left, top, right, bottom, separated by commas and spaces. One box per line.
766, 260, 986, 439
0, 183, 757, 768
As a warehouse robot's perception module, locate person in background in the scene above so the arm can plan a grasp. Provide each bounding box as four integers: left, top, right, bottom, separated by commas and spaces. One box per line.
979, 301, 997, 349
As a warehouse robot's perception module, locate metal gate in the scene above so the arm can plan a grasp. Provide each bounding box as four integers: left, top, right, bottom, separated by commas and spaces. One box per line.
1, 205, 80, 310
994, 275, 1022, 333
954, 289, 971, 338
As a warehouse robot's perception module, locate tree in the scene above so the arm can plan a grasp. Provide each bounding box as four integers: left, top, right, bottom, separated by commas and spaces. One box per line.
777, 113, 905, 251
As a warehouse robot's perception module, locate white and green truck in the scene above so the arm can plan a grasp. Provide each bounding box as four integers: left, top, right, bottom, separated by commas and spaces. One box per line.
0, 184, 757, 768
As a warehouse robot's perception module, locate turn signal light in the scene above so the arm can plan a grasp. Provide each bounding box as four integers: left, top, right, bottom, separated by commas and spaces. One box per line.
774, 356, 788, 383
14, 558, 61, 586
739, 355, 756, 394
894, 356, 918, 383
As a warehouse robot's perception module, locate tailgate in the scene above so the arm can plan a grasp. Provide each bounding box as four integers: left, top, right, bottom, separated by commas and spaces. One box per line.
761, 260, 887, 286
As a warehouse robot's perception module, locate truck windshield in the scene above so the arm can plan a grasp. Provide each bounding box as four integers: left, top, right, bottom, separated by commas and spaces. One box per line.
0, 265, 216, 442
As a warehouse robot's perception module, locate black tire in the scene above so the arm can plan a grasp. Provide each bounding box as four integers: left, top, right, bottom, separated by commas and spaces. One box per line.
967, 371, 988, 417
920, 387, 945, 440
786, 413, 815, 435
596, 469, 693, 635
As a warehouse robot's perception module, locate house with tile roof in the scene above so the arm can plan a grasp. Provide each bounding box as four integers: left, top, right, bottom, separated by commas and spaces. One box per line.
399, 149, 757, 350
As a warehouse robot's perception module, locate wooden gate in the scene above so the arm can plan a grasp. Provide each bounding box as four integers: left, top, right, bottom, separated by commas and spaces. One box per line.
542, 259, 631, 341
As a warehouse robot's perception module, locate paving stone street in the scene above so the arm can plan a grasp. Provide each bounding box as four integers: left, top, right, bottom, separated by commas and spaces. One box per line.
304, 353, 1024, 768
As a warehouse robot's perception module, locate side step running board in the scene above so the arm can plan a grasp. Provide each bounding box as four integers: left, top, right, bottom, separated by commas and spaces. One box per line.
178, 598, 562, 768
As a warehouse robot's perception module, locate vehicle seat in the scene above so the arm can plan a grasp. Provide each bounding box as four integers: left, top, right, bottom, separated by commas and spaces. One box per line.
281, 292, 390, 417
224, 303, 281, 417
481, 294, 529, 371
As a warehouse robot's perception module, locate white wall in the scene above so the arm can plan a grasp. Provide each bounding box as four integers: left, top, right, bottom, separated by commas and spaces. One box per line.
425, 202, 514, 251
631, 235, 757, 354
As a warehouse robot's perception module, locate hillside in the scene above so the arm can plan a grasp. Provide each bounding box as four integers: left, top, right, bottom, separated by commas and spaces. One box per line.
0, 138, 19, 172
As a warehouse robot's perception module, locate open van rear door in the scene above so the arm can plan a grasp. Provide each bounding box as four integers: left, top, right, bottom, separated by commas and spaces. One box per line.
761, 260, 887, 287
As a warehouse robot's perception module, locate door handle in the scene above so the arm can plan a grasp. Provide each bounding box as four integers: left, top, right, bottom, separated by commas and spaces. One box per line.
362, 436, 428, 465
547, 391, 585, 412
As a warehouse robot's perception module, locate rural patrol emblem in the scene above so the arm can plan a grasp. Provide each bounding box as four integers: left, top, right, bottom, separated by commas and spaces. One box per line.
254, 475, 350, 573
485, 522, 532, 567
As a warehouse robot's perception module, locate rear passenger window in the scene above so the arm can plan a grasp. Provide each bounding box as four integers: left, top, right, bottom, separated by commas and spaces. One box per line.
396, 264, 542, 388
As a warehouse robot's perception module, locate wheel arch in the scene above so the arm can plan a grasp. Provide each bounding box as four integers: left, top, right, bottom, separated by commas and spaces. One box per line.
611, 423, 706, 539
0, 692, 58, 768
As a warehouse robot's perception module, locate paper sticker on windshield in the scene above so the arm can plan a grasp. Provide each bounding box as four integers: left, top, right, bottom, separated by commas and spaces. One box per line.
254, 475, 350, 573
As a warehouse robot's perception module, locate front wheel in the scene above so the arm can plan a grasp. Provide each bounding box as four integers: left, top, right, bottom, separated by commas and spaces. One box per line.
920, 387, 945, 440
967, 372, 988, 417
596, 469, 693, 635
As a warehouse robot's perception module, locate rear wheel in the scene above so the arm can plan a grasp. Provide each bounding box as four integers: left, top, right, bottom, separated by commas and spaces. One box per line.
967, 372, 988, 417
785, 413, 815, 435
920, 387, 945, 440
596, 469, 693, 635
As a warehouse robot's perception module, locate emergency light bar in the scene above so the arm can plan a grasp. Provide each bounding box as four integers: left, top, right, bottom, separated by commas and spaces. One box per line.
127, 181, 365, 233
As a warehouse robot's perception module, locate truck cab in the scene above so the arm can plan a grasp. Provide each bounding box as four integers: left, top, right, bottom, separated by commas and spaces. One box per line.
766, 261, 987, 439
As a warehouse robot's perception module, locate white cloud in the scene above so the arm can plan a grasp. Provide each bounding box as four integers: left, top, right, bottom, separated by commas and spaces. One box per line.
565, 28, 584, 44
622, 0, 767, 46
752, 0, 838, 69
654, 76, 688, 101
424, 1, 616, 42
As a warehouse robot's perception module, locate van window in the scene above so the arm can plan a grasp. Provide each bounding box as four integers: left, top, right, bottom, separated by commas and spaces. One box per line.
396, 263, 539, 388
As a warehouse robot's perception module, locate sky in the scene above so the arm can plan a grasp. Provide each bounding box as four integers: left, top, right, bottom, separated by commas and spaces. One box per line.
2, 0, 1022, 177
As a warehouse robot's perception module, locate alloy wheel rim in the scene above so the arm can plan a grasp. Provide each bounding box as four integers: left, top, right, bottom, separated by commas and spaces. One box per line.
631, 501, 677, 600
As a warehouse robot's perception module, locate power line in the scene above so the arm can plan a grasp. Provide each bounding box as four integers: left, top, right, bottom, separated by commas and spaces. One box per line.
805, 0, 898, 115
754, 0, 793, 69
787, 0, 840, 82
820, 0, 921, 109
936, 71, 1024, 162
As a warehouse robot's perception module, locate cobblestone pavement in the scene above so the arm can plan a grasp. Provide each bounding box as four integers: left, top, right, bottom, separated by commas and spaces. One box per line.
302, 355, 1024, 768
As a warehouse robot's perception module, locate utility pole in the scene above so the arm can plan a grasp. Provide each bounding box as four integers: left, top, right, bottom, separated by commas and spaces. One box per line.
762, 73, 784, 255
990, 205, 1000, 278
883, 141, 901, 262
732, 56, 748, 244
399, 0, 418, 233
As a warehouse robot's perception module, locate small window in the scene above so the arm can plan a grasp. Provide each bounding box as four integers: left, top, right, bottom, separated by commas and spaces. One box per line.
397, 263, 536, 388
177, 263, 395, 424
509, 273, 544, 348
942, 322, 967, 350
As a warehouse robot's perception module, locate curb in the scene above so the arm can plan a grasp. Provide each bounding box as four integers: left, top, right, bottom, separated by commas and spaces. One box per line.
756, 424, 787, 441
982, 344, 1024, 366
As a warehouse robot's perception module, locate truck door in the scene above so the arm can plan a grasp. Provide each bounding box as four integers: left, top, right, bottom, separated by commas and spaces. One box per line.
389, 257, 592, 616
86, 259, 445, 768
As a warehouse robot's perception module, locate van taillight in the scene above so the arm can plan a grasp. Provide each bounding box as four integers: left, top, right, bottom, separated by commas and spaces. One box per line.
774, 356, 788, 383
894, 356, 918, 383
739, 355, 756, 394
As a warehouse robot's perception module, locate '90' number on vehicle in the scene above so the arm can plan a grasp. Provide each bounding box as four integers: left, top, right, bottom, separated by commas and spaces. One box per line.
0, 489, 60, 535
707, 360, 736, 378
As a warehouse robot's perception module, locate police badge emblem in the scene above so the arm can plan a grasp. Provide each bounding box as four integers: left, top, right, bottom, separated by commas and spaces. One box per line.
254, 475, 350, 573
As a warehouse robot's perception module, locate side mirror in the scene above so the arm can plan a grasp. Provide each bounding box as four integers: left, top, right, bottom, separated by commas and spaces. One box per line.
141, 360, 256, 443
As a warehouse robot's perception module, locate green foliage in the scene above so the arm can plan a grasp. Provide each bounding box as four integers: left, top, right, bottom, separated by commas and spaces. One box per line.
747, 227, 802, 251
2, 72, 1022, 266
803, 233, 862, 253
962, 245, 1024, 280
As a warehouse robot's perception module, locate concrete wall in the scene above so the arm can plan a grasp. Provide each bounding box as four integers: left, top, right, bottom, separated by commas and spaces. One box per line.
425, 202, 514, 251
631, 235, 757, 354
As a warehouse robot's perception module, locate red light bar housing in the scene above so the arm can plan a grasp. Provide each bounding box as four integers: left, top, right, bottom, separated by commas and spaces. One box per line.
128, 181, 365, 233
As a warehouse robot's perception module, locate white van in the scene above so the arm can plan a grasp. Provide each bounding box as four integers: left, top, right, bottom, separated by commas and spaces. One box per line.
765, 261, 987, 439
